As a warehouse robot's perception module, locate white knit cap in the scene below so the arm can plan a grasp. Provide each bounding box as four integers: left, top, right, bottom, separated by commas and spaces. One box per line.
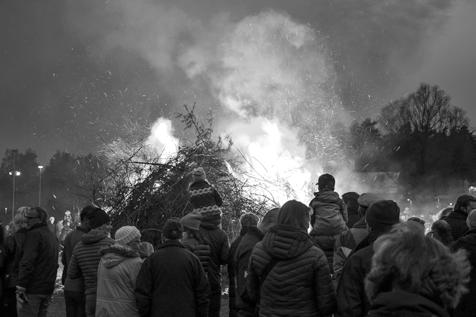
115, 226, 141, 245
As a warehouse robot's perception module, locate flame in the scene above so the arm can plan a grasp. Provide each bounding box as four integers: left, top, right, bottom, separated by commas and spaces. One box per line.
145, 117, 180, 162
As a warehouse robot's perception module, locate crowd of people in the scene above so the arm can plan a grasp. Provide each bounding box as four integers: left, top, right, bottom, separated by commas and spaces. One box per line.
0, 168, 475, 317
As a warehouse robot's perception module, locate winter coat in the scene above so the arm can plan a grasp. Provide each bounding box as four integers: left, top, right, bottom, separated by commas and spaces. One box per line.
246, 224, 336, 317
231, 227, 263, 315
336, 243, 373, 317
62, 226, 88, 291
198, 226, 229, 291
366, 290, 449, 317
135, 240, 209, 317
228, 231, 244, 313
17, 223, 59, 295
333, 218, 368, 282
310, 191, 348, 273
4, 228, 27, 289
182, 235, 212, 274
68, 227, 114, 296
310, 191, 348, 234
96, 244, 143, 317
443, 210, 468, 241
452, 229, 476, 317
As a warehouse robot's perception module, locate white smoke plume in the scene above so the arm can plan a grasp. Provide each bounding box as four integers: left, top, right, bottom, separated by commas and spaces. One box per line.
145, 118, 180, 162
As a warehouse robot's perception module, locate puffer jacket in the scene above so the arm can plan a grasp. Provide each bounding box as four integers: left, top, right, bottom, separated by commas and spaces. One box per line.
62, 226, 88, 291
246, 224, 336, 317
452, 229, 476, 317
96, 244, 143, 317
68, 227, 114, 295
366, 290, 449, 317
182, 235, 212, 274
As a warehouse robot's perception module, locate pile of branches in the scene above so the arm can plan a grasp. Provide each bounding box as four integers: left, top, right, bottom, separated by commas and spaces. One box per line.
104, 105, 272, 235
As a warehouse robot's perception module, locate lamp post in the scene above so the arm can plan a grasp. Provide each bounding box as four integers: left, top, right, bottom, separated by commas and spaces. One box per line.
38, 165, 44, 206
8, 170, 21, 220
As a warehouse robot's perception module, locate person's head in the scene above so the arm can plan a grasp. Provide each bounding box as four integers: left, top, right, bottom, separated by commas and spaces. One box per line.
258, 208, 279, 234
454, 195, 476, 215
407, 216, 425, 233
64, 210, 72, 222
240, 213, 259, 229
114, 226, 141, 251
24, 207, 48, 229
343, 192, 360, 212
180, 212, 202, 240
366, 222, 470, 309
162, 218, 183, 241
277, 200, 311, 232
365, 200, 400, 234
428, 219, 453, 246
86, 208, 110, 230
80, 205, 102, 231
13, 207, 28, 231
357, 193, 381, 218
466, 209, 476, 230
317, 173, 335, 192
192, 167, 206, 182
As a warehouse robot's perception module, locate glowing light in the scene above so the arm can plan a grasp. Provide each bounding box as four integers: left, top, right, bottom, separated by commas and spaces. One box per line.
145, 117, 180, 162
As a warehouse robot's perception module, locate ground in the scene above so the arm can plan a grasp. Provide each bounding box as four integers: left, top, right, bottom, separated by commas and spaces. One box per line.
47, 295, 230, 316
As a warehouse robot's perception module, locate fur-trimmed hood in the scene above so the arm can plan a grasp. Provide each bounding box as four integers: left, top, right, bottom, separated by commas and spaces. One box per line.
100, 243, 140, 269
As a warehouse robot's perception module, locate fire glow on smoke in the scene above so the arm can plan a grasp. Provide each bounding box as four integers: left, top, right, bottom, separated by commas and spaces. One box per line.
142, 11, 351, 204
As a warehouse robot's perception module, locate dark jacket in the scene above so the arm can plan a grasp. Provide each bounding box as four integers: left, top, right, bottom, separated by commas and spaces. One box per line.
246, 224, 336, 317
17, 223, 59, 295
228, 231, 244, 313
199, 226, 229, 290
67, 227, 114, 295
336, 243, 373, 317
135, 240, 209, 317
452, 229, 476, 317
333, 218, 368, 283
182, 235, 212, 274
231, 227, 263, 315
61, 226, 88, 291
366, 290, 449, 317
443, 210, 468, 241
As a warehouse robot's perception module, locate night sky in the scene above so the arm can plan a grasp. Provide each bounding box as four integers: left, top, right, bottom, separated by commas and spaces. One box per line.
1, 0, 475, 163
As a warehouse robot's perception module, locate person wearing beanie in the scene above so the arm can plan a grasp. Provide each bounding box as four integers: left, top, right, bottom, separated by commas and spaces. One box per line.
452, 209, 476, 317
180, 212, 212, 277
187, 167, 229, 317
443, 194, 476, 240
336, 200, 400, 317
309, 173, 348, 275
246, 200, 336, 317
228, 212, 263, 317
96, 226, 143, 317
15, 207, 58, 317
68, 207, 113, 317
62, 205, 95, 317
334, 193, 382, 284
135, 218, 209, 317
258, 208, 280, 235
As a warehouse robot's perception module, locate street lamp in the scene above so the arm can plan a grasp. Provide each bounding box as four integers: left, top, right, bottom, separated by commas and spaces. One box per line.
38, 165, 44, 206
8, 170, 21, 220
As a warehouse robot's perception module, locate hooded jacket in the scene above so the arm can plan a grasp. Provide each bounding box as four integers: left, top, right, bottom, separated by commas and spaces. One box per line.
17, 223, 58, 295
366, 290, 449, 317
452, 229, 476, 317
96, 244, 143, 317
310, 191, 347, 234
68, 227, 114, 295
246, 201, 336, 317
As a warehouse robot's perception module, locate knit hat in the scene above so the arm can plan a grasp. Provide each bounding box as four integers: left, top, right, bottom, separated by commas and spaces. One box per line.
181, 212, 202, 231
358, 193, 382, 208
200, 207, 222, 228
192, 167, 206, 181
466, 209, 476, 229
87, 209, 110, 229
115, 226, 141, 245
365, 200, 400, 230
258, 208, 279, 234
163, 218, 183, 240
240, 213, 259, 228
